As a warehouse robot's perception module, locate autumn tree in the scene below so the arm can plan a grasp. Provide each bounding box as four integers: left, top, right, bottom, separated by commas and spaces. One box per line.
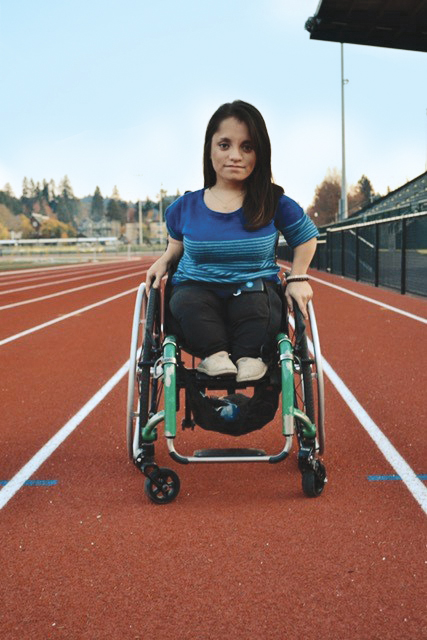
39, 218, 76, 238
306, 169, 341, 226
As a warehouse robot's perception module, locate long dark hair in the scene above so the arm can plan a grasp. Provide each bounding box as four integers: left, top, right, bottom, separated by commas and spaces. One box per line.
203, 100, 284, 229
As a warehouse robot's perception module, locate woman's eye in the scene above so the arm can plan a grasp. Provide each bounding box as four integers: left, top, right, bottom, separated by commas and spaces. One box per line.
219, 143, 229, 149
242, 144, 253, 152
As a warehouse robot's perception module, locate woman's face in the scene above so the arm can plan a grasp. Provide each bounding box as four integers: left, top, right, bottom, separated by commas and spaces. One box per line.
210, 117, 256, 186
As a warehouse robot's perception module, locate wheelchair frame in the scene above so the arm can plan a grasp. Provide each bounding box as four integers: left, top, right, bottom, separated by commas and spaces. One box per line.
126, 283, 326, 504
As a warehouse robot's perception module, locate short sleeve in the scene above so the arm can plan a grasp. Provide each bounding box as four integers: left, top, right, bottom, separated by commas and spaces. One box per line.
165, 197, 183, 241
274, 195, 319, 248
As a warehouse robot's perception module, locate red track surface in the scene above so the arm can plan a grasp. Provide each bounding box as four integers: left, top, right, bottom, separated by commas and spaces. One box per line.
1, 257, 426, 640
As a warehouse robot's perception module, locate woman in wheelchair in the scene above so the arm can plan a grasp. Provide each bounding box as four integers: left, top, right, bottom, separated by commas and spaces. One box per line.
146, 100, 318, 382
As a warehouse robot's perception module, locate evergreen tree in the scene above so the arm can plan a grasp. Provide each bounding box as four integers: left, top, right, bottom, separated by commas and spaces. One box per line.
91, 186, 104, 221
106, 186, 121, 221
22, 177, 30, 198
48, 179, 56, 201
358, 175, 374, 204
348, 175, 376, 215
57, 175, 77, 224
4, 183, 15, 197
0, 188, 21, 216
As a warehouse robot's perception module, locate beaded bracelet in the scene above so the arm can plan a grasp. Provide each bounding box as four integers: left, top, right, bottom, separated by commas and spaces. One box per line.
285, 275, 310, 283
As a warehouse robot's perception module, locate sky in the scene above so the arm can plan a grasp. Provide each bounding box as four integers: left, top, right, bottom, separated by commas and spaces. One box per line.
0, 0, 426, 210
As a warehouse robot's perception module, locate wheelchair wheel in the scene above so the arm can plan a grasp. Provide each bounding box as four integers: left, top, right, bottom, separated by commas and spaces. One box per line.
302, 460, 327, 497
144, 467, 180, 504
126, 286, 162, 459
289, 300, 325, 454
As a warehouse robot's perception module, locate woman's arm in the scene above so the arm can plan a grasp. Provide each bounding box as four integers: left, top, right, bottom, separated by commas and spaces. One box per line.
145, 236, 184, 294
285, 236, 317, 319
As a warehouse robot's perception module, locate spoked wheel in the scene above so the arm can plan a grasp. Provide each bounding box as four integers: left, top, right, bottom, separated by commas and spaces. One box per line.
126, 286, 163, 459
288, 300, 325, 454
302, 460, 327, 497
144, 467, 181, 504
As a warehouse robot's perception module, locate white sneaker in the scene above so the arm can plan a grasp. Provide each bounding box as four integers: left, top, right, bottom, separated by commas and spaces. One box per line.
236, 357, 268, 382
197, 351, 237, 377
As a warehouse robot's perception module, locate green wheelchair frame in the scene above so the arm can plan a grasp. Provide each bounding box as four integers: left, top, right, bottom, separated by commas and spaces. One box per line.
126, 284, 326, 504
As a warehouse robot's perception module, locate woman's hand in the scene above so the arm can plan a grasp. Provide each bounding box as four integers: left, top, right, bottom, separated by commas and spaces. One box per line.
145, 258, 168, 294
145, 236, 183, 295
285, 280, 313, 320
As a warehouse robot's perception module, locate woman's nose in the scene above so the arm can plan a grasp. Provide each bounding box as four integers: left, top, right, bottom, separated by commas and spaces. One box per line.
229, 146, 242, 160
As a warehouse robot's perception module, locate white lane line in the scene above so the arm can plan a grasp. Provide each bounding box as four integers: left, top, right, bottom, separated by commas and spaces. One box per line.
0, 258, 139, 279
308, 338, 427, 514
278, 262, 427, 325
1, 336, 426, 513
0, 286, 139, 346
0, 263, 141, 295
0, 258, 143, 287
0, 358, 130, 510
0, 271, 143, 310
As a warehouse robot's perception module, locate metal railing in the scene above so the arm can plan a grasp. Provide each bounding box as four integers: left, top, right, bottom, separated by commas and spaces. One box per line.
278, 211, 427, 297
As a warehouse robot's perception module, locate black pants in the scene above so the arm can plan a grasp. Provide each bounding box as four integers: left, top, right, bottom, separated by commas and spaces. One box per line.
168, 283, 283, 361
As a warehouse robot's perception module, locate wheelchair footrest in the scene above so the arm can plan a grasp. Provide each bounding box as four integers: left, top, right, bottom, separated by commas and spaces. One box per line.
193, 447, 266, 458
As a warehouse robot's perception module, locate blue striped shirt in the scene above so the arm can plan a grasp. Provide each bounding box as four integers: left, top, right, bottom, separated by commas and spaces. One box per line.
166, 189, 318, 285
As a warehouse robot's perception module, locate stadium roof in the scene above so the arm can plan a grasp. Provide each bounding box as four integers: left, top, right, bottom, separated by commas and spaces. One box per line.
305, 0, 427, 53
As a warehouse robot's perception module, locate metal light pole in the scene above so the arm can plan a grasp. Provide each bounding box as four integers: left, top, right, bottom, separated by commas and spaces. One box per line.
138, 200, 143, 247
339, 43, 349, 221
136, 174, 144, 248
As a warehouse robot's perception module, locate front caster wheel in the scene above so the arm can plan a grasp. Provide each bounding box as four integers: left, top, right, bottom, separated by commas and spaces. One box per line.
144, 467, 180, 504
302, 461, 327, 497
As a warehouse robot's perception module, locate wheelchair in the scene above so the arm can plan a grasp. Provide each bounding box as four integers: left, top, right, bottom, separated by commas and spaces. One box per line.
126, 277, 326, 504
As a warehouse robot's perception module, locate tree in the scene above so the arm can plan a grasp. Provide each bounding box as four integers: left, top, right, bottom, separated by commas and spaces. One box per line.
348, 175, 375, 215
48, 179, 56, 201
18, 215, 34, 239
0, 221, 8, 239
0, 204, 19, 231
91, 186, 104, 221
56, 175, 78, 225
3, 183, 15, 197
106, 186, 122, 221
307, 169, 341, 226
106, 198, 121, 221
39, 219, 76, 238
22, 177, 30, 199
0, 188, 21, 216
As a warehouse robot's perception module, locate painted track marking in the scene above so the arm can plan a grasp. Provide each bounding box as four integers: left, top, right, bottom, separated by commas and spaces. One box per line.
314, 342, 427, 514
0, 286, 139, 346
0, 479, 58, 486
0, 262, 142, 295
0, 270, 144, 310
0, 359, 130, 509
368, 474, 427, 482
278, 262, 427, 324
1, 336, 426, 513
0, 258, 142, 278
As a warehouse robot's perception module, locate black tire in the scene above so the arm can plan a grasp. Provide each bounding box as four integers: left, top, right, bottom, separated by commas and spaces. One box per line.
144, 467, 181, 504
302, 461, 326, 497
138, 288, 162, 432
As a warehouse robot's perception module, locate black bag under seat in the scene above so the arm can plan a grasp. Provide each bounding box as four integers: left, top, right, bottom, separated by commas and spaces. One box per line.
181, 369, 280, 436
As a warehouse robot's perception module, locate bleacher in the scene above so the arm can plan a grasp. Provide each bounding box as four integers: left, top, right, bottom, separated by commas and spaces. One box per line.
335, 170, 427, 228
278, 171, 427, 297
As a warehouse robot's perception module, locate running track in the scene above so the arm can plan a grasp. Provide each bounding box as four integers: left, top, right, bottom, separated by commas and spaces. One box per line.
1, 257, 426, 640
